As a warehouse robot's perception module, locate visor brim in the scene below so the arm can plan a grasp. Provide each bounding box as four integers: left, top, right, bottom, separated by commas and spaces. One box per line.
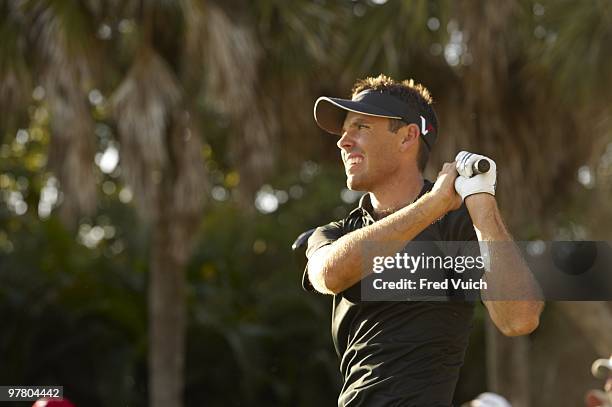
313, 97, 402, 135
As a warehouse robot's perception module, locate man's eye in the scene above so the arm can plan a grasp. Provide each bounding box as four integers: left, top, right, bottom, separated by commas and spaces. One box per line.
357, 124, 369, 130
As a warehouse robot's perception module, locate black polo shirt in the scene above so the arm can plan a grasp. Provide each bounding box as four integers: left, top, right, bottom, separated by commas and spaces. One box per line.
303, 181, 480, 407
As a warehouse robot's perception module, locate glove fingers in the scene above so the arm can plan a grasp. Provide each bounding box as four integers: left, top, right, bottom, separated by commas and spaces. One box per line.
453, 151, 497, 199
456, 151, 475, 177
455, 150, 470, 162
454, 175, 467, 200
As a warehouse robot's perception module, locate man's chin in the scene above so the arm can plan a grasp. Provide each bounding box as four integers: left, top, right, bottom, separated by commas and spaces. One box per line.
346, 177, 368, 192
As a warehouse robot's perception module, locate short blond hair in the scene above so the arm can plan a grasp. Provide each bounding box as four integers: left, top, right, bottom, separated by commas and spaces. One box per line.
351, 74, 434, 105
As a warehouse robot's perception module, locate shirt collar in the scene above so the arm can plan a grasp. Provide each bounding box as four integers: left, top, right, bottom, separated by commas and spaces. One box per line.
357, 193, 376, 224
352, 180, 433, 221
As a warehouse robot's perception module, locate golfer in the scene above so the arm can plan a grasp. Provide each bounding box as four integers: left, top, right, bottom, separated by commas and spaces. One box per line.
303, 74, 543, 406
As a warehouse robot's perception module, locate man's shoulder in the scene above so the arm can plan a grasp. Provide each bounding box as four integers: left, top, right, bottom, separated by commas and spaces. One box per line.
305, 218, 346, 258
313, 217, 347, 233
311, 199, 367, 237
304, 197, 370, 258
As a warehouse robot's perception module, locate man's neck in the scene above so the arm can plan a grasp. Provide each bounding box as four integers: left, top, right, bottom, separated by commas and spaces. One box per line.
369, 172, 424, 219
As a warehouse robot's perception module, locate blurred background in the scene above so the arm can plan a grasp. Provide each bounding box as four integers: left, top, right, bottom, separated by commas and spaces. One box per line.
1, 0, 611, 406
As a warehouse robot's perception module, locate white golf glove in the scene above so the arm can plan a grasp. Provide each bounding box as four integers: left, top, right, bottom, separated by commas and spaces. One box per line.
454, 151, 497, 200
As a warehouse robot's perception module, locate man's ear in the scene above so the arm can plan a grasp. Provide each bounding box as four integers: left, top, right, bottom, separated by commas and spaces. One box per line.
398, 123, 420, 152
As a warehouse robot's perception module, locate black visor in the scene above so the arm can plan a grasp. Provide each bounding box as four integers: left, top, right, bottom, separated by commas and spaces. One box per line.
313, 89, 436, 150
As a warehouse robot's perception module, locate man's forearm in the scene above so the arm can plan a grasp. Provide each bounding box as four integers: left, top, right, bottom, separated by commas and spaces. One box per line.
311, 192, 448, 294
466, 194, 544, 336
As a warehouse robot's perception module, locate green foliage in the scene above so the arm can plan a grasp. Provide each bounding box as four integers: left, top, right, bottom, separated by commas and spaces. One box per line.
340, 0, 451, 77
532, 0, 612, 103
0, 215, 148, 406
2, 0, 612, 405
0, 146, 349, 405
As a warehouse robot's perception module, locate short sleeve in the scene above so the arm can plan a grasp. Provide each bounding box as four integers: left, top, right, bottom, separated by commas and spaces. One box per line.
302, 221, 345, 292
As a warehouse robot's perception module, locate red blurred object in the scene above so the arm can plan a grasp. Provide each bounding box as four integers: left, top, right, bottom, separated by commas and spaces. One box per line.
32, 399, 76, 407
584, 390, 610, 407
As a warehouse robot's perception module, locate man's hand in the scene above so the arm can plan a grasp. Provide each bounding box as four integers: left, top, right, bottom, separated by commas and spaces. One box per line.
307, 163, 466, 295
454, 151, 497, 200
431, 162, 462, 213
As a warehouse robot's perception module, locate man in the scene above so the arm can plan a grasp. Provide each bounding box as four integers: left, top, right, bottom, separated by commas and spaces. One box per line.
303, 74, 543, 406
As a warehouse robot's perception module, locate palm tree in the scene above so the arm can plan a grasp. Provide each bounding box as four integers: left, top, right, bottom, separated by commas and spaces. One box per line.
1, 2, 206, 405
1, 0, 342, 405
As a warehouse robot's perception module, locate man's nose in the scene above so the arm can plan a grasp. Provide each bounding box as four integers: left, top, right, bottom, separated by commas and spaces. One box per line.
337, 130, 355, 150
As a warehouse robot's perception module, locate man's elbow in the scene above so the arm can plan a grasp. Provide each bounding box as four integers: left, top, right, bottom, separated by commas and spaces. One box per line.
323, 271, 346, 295
309, 266, 343, 295
499, 303, 543, 336
500, 315, 540, 336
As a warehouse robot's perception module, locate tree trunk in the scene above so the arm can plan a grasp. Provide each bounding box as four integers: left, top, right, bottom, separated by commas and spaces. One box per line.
149, 195, 187, 407
486, 317, 530, 407
557, 301, 612, 357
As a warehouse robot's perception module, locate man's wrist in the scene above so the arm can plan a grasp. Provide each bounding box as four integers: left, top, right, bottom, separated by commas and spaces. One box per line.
465, 193, 499, 227
420, 190, 454, 220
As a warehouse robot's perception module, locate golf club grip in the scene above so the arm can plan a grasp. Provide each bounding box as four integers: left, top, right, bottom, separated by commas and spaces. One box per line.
472, 159, 490, 175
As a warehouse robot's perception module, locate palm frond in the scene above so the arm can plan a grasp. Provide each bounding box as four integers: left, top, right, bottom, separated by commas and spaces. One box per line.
44, 57, 98, 223
111, 47, 182, 219
195, 3, 278, 200
23, 0, 97, 71
339, 0, 452, 79
228, 100, 278, 200
45, 80, 98, 224
458, 0, 519, 110
23, 0, 101, 224
534, 0, 612, 103
255, 0, 344, 68
201, 3, 261, 115
0, 2, 32, 133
